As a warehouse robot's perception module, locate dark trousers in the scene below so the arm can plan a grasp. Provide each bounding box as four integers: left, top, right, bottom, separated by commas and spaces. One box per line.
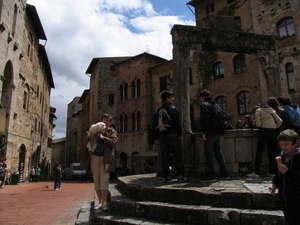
203, 132, 228, 178
159, 133, 185, 178
54, 177, 61, 189
283, 207, 300, 225
254, 128, 277, 175
35, 175, 40, 183
29, 174, 35, 182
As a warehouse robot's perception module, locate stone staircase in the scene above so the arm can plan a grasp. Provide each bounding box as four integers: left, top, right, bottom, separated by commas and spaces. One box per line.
92, 174, 287, 225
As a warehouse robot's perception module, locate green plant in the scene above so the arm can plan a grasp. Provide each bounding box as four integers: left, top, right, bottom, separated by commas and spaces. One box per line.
0, 131, 7, 154
0, 101, 6, 109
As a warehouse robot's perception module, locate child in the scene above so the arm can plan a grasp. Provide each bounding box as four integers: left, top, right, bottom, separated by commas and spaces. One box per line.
269, 129, 300, 225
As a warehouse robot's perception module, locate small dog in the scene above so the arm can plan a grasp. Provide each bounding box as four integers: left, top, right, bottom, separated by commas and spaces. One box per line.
87, 122, 106, 152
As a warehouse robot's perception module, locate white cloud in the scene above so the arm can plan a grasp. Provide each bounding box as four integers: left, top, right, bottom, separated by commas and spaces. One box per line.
27, 0, 194, 138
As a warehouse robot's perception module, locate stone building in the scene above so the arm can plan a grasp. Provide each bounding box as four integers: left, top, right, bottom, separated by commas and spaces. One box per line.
0, 1, 55, 181
65, 97, 81, 167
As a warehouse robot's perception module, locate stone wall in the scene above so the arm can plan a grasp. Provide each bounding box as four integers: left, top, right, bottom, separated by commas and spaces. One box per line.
193, 129, 272, 175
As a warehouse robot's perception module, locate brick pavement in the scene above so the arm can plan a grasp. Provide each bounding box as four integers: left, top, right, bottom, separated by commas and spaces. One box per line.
0, 181, 95, 225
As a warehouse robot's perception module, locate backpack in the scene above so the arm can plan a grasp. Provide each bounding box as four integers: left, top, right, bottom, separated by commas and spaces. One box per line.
156, 107, 172, 132
210, 103, 226, 129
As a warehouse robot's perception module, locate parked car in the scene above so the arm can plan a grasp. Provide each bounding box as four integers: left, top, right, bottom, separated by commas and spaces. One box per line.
69, 163, 86, 180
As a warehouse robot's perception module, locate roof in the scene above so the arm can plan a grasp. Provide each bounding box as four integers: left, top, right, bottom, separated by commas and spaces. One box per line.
85, 57, 132, 74
78, 89, 90, 103
39, 45, 54, 88
115, 52, 168, 65
26, 4, 47, 40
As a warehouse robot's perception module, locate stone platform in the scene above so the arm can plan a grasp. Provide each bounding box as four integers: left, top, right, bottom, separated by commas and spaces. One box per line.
91, 173, 287, 225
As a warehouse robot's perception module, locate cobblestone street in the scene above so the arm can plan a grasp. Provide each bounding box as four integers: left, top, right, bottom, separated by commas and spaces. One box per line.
0, 181, 94, 225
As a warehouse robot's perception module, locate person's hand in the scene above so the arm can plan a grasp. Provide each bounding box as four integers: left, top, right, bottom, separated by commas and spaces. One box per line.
219, 136, 224, 141
269, 184, 277, 196
278, 164, 288, 174
154, 140, 160, 146
202, 134, 207, 141
179, 136, 183, 142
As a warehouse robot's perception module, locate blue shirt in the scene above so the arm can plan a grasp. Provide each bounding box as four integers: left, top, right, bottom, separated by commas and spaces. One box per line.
283, 105, 300, 127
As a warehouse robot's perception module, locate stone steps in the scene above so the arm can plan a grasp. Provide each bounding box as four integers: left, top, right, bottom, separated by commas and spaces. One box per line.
92, 174, 287, 225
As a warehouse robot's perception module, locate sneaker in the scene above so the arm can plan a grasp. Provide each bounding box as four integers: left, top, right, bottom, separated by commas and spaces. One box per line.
102, 204, 108, 211
201, 177, 217, 183
55, 188, 59, 190
164, 176, 171, 182
94, 203, 102, 210
218, 174, 230, 180
247, 172, 260, 178
177, 175, 188, 183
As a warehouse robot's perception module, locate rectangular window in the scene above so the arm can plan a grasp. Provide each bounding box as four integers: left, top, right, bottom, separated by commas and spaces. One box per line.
159, 76, 168, 92
23, 91, 27, 109
109, 94, 114, 105
188, 68, 193, 84
127, 61, 132, 69
110, 62, 116, 71
206, 4, 214, 15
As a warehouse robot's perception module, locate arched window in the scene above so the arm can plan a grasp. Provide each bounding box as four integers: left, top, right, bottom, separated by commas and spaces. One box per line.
286, 63, 296, 93
131, 81, 135, 98
136, 111, 141, 130
131, 113, 135, 130
237, 91, 251, 114
136, 79, 140, 97
119, 114, 128, 132
120, 82, 128, 101
278, 17, 295, 38
131, 79, 140, 98
233, 54, 246, 74
213, 62, 224, 79
23, 84, 30, 111
215, 96, 227, 112
131, 111, 141, 131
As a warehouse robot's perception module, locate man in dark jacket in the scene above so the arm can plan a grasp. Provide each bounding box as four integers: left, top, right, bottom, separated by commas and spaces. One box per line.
153, 90, 188, 182
200, 90, 229, 182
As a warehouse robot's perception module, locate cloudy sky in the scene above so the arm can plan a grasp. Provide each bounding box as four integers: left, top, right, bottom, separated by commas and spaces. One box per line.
26, 0, 195, 139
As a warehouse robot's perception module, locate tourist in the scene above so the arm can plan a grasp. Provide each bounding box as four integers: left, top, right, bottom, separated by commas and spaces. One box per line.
199, 89, 230, 182
89, 114, 117, 211
269, 129, 300, 225
153, 90, 188, 183
248, 99, 282, 178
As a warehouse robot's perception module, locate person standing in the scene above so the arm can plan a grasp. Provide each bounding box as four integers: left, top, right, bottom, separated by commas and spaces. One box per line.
0, 162, 4, 188
53, 162, 61, 190
153, 90, 188, 183
269, 129, 300, 225
89, 114, 117, 211
267, 97, 291, 154
29, 166, 35, 183
200, 89, 230, 182
248, 98, 282, 178
1, 161, 7, 187
35, 166, 41, 183
277, 96, 300, 136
